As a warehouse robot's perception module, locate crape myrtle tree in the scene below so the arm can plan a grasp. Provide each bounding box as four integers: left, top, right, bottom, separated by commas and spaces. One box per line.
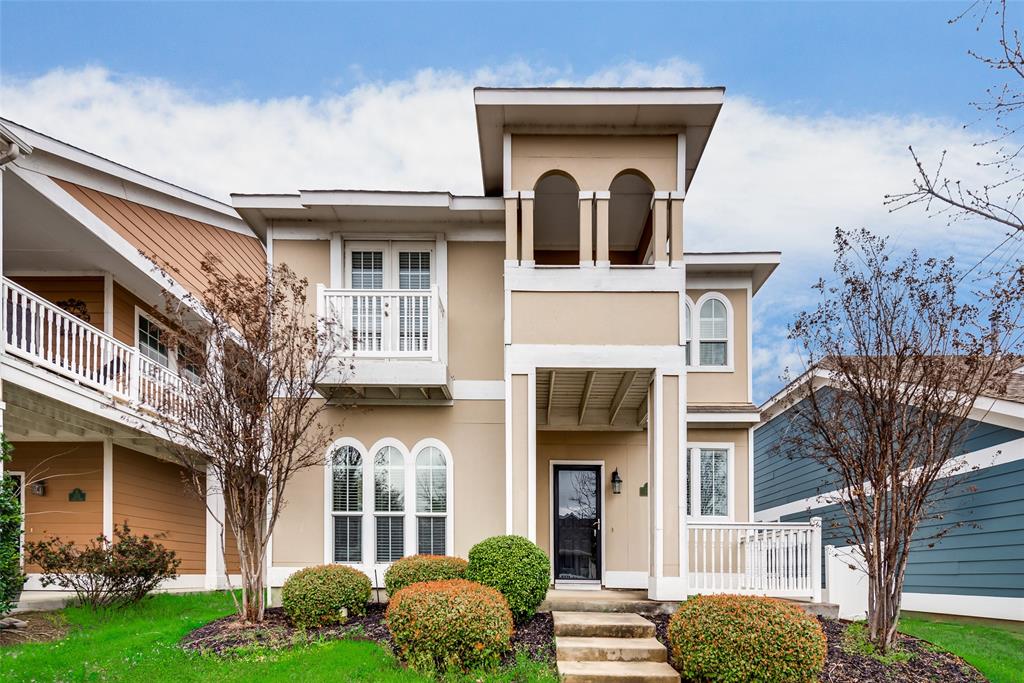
779, 228, 1023, 653
149, 256, 345, 623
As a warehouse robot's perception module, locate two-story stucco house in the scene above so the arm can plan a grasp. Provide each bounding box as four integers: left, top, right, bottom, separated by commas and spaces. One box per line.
2, 87, 826, 606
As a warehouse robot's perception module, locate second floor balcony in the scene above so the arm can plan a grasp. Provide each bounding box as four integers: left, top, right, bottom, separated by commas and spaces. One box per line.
316, 285, 450, 402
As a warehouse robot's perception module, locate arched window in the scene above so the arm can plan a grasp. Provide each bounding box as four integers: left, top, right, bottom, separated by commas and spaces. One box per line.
415, 446, 448, 555
374, 445, 405, 562
699, 297, 729, 367
330, 444, 363, 563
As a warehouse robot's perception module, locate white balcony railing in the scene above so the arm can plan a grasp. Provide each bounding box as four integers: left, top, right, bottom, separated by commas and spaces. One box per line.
3, 277, 186, 421
687, 519, 822, 601
320, 286, 444, 361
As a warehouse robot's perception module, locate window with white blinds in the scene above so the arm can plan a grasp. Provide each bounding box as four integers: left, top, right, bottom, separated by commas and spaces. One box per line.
350, 251, 384, 290
688, 447, 730, 518
698, 297, 729, 367
415, 446, 447, 555
374, 445, 405, 562
331, 445, 363, 563
398, 252, 431, 290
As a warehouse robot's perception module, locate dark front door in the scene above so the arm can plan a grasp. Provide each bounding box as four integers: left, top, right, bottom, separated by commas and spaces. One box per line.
553, 465, 601, 582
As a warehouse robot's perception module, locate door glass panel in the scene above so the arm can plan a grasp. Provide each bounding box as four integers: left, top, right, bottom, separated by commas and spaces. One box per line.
398, 252, 430, 353
554, 467, 600, 581
349, 251, 384, 351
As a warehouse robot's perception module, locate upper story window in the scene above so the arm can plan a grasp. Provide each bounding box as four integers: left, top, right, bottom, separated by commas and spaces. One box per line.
695, 294, 732, 369
346, 242, 433, 290
137, 313, 169, 367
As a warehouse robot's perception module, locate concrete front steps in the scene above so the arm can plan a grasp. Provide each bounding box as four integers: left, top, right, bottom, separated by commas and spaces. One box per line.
553, 611, 679, 682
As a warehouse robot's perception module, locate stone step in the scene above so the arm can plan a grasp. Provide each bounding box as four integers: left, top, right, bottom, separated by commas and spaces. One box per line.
552, 611, 656, 638
556, 636, 667, 662
557, 660, 680, 683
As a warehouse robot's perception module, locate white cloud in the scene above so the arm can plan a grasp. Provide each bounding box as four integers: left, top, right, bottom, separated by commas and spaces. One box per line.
0, 61, 1013, 400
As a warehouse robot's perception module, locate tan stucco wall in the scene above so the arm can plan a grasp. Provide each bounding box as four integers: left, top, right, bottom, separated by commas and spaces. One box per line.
687, 427, 752, 523
273, 239, 331, 320
511, 135, 677, 191
272, 400, 505, 566
686, 288, 750, 405
448, 242, 504, 381
511, 291, 679, 346
536, 430, 649, 575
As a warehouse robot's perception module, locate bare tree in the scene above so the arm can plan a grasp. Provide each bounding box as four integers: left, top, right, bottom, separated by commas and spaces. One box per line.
887, 0, 1024, 248
779, 228, 1023, 652
147, 256, 344, 623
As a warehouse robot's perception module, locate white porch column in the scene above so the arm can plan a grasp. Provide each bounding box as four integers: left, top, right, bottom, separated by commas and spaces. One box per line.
102, 439, 113, 539
508, 373, 531, 536
205, 469, 227, 590
648, 371, 686, 600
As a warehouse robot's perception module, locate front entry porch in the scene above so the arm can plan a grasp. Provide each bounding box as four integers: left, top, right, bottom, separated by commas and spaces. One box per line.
507, 364, 824, 604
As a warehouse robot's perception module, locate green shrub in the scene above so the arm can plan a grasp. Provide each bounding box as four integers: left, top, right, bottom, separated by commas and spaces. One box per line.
384, 554, 467, 597
668, 594, 827, 682
386, 578, 513, 674
1, 435, 25, 616
281, 564, 371, 628
465, 535, 549, 622
24, 522, 179, 609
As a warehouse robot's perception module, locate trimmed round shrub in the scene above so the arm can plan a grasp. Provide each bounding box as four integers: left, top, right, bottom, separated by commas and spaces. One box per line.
384, 554, 467, 597
281, 564, 371, 628
668, 594, 827, 682
386, 578, 513, 674
465, 535, 549, 622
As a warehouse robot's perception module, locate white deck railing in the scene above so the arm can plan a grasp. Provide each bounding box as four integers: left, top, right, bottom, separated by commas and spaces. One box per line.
687, 518, 822, 601
320, 286, 444, 361
3, 277, 185, 420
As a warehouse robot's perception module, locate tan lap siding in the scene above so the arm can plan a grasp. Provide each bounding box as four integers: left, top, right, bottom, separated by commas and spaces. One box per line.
111, 446, 206, 574
9, 442, 104, 573
8, 277, 105, 327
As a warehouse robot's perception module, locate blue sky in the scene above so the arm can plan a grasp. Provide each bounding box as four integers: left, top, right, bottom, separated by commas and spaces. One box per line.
0, 2, 1014, 401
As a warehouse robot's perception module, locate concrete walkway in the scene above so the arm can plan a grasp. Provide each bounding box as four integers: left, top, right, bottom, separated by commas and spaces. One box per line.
553, 611, 679, 682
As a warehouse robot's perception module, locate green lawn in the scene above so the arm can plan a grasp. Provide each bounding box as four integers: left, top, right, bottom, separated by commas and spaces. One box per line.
1, 592, 557, 683
899, 615, 1024, 683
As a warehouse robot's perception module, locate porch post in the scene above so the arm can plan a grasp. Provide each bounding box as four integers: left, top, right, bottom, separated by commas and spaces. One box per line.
652, 193, 669, 266
508, 373, 531, 537
669, 194, 684, 266
520, 192, 535, 267
594, 191, 610, 268
648, 371, 686, 601
504, 192, 519, 265
102, 439, 113, 540
205, 469, 227, 590
579, 191, 594, 267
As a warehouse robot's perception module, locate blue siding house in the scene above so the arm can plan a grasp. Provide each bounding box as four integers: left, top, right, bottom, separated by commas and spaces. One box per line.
753, 370, 1024, 622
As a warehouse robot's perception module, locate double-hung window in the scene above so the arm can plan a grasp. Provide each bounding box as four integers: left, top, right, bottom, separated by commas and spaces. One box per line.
415, 446, 448, 555
331, 445, 363, 563
137, 313, 169, 367
374, 445, 405, 562
686, 446, 731, 519
698, 298, 729, 367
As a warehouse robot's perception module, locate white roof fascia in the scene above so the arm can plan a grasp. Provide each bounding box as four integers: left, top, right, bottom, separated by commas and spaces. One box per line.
473, 87, 726, 107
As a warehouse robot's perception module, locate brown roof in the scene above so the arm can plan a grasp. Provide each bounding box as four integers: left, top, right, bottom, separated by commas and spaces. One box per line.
56, 179, 266, 298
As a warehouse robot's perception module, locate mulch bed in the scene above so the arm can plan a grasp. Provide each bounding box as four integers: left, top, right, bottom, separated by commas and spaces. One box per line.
647, 613, 986, 683
180, 603, 555, 667
0, 611, 70, 646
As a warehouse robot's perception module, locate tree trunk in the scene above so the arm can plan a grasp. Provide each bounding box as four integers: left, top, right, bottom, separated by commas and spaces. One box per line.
867, 566, 901, 653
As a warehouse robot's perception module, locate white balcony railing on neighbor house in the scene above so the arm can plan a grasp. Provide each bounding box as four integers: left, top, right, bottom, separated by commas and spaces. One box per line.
320, 287, 444, 360
687, 519, 822, 601
3, 277, 187, 421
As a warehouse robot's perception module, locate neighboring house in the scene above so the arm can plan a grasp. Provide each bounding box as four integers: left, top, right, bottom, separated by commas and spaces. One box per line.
1, 86, 830, 605
754, 367, 1024, 621
0, 118, 264, 594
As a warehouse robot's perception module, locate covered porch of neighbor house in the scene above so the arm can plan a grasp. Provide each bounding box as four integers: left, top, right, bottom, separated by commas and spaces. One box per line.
508, 366, 824, 603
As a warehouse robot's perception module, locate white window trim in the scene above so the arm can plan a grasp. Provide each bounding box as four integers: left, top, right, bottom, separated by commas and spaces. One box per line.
686, 442, 735, 521
691, 292, 734, 372
410, 437, 454, 557
134, 307, 172, 369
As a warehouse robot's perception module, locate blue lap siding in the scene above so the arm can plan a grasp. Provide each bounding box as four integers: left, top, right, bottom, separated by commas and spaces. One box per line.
754, 398, 1024, 598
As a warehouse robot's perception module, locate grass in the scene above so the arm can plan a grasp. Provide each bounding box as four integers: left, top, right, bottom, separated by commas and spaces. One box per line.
899, 615, 1024, 683
1, 591, 558, 682
841, 620, 914, 665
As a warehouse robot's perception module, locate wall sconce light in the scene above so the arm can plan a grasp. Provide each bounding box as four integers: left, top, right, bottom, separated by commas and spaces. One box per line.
31, 480, 46, 497
68, 488, 87, 502
611, 469, 623, 495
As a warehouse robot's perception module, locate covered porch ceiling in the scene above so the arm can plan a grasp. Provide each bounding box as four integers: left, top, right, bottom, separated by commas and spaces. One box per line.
537, 368, 652, 431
